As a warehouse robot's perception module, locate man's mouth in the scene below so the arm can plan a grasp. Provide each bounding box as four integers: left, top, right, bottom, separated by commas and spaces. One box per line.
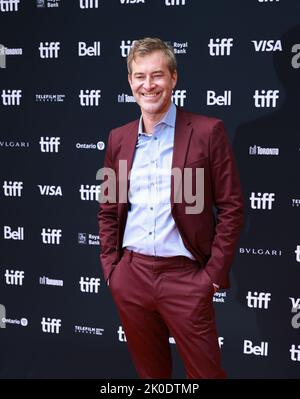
142, 92, 160, 98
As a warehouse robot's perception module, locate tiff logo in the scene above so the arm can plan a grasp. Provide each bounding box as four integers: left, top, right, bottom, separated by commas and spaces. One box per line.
253, 90, 279, 107
1, 90, 22, 106
165, 0, 185, 5
172, 90, 186, 107
208, 38, 233, 56
41, 228, 62, 244
80, 184, 101, 201
78, 41, 100, 57
243, 340, 268, 356
39, 137, 60, 153
3, 181, 23, 196
79, 0, 98, 8
79, 90, 101, 106
291, 44, 300, 69
118, 325, 127, 342
290, 345, 300, 361
120, 40, 134, 58
39, 42, 60, 58
246, 291, 271, 309
249, 192, 275, 210
41, 317, 61, 334
79, 277, 100, 293
290, 297, 300, 329
3, 226, 24, 240
0, 0, 20, 12
5, 269, 24, 285
295, 245, 300, 263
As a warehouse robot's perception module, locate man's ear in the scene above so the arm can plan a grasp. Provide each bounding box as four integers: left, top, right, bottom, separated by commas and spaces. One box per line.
128, 74, 132, 88
172, 70, 178, 89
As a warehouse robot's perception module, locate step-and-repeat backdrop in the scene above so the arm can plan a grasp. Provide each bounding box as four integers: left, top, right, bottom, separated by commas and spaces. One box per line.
0, 0, 299, 379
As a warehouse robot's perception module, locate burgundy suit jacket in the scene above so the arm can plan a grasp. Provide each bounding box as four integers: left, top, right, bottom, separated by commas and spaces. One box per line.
98, 108, 243, 289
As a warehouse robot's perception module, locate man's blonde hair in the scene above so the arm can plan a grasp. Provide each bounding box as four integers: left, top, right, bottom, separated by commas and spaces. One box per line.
127, 37, 177, 75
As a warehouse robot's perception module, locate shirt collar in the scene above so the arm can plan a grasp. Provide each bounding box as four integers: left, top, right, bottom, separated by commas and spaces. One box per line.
138, 102, 176, 136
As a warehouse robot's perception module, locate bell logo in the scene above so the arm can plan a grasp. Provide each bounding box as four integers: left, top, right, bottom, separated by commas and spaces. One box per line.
78, 41, 101, 57
243, 340, 268, 356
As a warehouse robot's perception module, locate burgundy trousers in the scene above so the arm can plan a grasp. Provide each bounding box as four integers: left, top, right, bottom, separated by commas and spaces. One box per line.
109, 249, 226, 379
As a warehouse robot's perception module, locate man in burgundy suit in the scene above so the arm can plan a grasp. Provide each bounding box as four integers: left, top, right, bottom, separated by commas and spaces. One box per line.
98, 38, 243, 379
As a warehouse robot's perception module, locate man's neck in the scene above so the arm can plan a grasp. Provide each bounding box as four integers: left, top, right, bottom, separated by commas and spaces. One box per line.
141, 103, 171, 134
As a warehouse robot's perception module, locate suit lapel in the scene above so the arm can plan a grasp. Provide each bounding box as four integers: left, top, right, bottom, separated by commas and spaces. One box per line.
171, 108, 193, 209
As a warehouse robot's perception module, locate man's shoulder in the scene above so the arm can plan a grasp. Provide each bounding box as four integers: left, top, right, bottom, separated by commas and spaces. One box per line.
178, 108, 223, 129
110, 119, 139, 138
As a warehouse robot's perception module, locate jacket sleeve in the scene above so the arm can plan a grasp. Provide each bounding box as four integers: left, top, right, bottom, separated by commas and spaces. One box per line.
97, 130, 118, 283
205, 121, 244, 286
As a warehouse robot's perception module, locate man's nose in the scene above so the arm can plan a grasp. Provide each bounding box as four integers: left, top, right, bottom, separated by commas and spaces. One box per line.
143, 76, 154, 90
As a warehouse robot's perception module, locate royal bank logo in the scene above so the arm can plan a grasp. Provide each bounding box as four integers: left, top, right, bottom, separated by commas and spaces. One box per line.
243, 340, 269, 356
1, 90, 22, 106
78, 41, 101, 57
213, 291, 227, 303
291, 44, 300, 69
249, 145, 279, 156
36, 94, 66, 102
0, 0, 20, 12
208, 38, 233, 56
253, 90, 279, 108
79, 0, 99, 9
75, 325, 104, 335
36, 0, 61, 7
3, 181, 23, 197
39, 42, 60, 58
207, 90, 231, 106
79, 185, 101, 201
166, 41, 188, 55
78, 232, 99, 245
239, 247, 282, 256
246, 291, 271, 309
251, 40, 282, 52
76, 141, 105, 150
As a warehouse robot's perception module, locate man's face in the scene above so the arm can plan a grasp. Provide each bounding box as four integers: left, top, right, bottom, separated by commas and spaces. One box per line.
128, 50, 177, 117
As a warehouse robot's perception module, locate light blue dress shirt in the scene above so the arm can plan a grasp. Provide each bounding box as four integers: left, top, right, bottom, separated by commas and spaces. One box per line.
122, 102, 195, 259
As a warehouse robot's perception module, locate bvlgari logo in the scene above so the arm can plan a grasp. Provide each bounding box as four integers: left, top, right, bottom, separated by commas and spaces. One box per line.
239, 247, 282, 256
